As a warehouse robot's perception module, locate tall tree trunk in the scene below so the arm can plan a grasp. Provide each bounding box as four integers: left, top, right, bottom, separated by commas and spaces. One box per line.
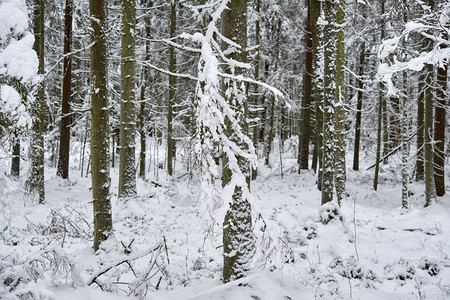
167, 0, 177, 176
424, 65, 436, 206
401, 0, 409, 209
353, 42, 364, 171
251, 0, 260, 180
434, 56, 447, 196
27, 0, 45, 203
298, 0, 313, 171
311, 0, 321, 175
374, 84, 383, 191
374, 0, 385, 190
118, 0, 137, 197
416, 73, 425, 180
264, 18, 282, 166
222, 0, 254, 283
264, 94, 275, 166
424, 62, 435, 206
313, 0, 324, 191
390, 96, 401, 149
334, 0, 346, 205
321, 0, 336, 205
424, 0, 436, 206
57, 0, 73, 179
139, 3, 152, 179
90, 0, 112, 251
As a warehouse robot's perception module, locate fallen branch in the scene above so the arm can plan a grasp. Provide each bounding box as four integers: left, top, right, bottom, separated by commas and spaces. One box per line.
87, 242, 162, 287
366, 126, 421, 170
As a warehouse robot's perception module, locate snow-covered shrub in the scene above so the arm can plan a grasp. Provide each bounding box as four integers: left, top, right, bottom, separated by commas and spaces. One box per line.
0, 247, 82, 299
384, 258, 416, 282
329, 256, 380, 285
302, 219, 318, 240
418, 257, 440, 276
319, 201, 343, 224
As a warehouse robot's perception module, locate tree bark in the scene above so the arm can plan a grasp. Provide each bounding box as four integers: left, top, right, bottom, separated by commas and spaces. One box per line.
311, 0, 321, 174
27, 0, 45, 203
416, 73, 425, 180
298, 0, 313, 171
167, 0, 177, 176
11, 132, 20, 178
222, 0, 254, 283
139, 2, 152, 179
334, 0, 346, 205
251, 0, 260, 180
374, 0, 385, 190
118, 0, 137, 197
90, 0, 112, 251
424, 63, 435, 206
353, 42, 364, 171
57, 0, 73, 179
434, 57, 447, 196
321, 0, 336, 205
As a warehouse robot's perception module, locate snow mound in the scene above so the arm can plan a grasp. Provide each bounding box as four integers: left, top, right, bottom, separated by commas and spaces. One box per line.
154, 271, 314, 300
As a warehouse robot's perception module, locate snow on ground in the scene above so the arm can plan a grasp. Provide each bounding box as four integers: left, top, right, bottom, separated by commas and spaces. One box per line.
1, 139, 450, 299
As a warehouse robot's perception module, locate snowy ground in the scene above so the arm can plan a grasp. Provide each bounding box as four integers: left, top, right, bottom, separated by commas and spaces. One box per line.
1, 139, 450, 299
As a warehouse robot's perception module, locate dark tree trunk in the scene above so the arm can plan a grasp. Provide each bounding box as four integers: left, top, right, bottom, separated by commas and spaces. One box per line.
27, 0, 45, 203
167, 0, 177, 176
353, 42, 365, 171
298, 0, 313, 171
416, 73, 425, 181
11, 133, 20, 178
434, 60, 447, 196
57, 0, 73, 179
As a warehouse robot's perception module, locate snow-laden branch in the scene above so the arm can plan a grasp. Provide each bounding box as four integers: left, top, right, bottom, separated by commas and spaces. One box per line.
377, 9, 450, 96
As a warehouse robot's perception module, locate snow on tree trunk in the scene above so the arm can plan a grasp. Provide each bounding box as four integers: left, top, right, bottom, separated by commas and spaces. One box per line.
434, 55, 446, 196
27, 0, 45, 203
90, 0, 112, 251
221, 0, 255, 283
424, 62, 435, 206
311, 0, 322, 174
118, 0, 137, 197
334, 0, 346, 205
321, 0, 336, 205
167, 0, 177, 177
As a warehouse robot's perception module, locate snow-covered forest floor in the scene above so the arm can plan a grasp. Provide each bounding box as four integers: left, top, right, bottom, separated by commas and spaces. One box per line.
1, 139, 450, 299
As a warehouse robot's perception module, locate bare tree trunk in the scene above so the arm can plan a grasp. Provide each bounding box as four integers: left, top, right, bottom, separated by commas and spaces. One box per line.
424, 64, 435, 206
434, 54, 447, 196
321, 0, 336, 205
416, 73, 425, 180
90, 0, 112, 251
251, 0, 260, 180
11, 132, 20, 178
298, 0, 313, 171
374, 0, 385, 190
222, 0, 254, 283
334, 0, 346, 205
353, 42, 364, 171
27, 0, 45, 203
118, 0, 137, 197
57, 0, 73, 179
139, 6, 151, 178
167, 0, 177, 176
311, 0, 321, 174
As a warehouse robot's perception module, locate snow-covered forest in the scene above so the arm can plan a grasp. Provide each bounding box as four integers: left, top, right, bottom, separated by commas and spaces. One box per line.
1, 0, 450, 299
